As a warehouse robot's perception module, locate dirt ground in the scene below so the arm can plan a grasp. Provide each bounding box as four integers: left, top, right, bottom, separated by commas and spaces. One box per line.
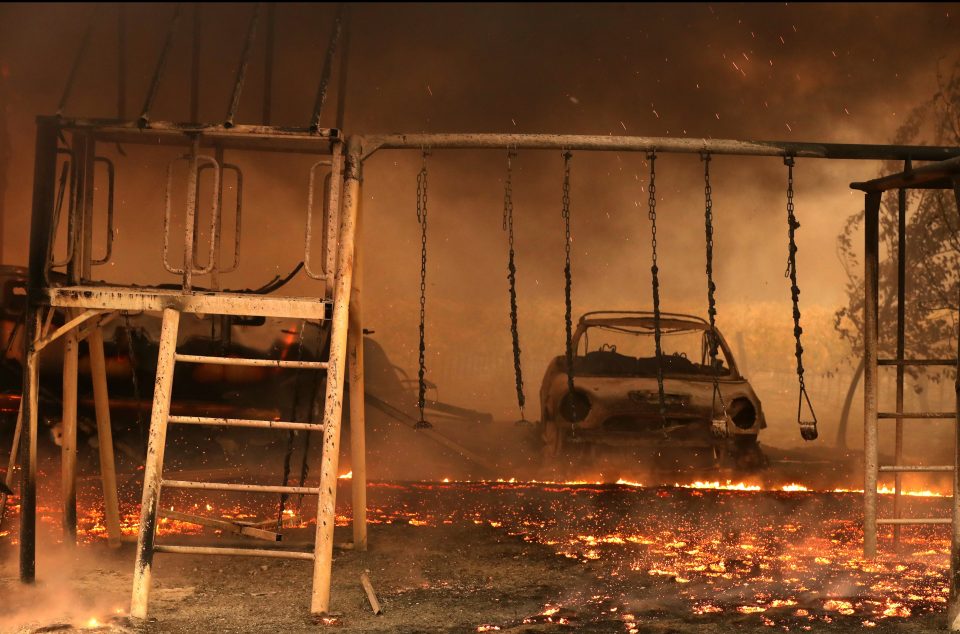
1, 473, 955, 634
0, 522, 945, 634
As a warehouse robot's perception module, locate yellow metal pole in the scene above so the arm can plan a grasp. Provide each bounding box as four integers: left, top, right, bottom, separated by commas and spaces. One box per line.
311, 137, 359, 614
87, 325, 122, 548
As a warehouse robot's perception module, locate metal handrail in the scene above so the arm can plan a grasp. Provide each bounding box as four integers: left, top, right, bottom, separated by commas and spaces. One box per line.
163, 153, 221, 278
91, 157, 116, 265
304, 159, 333, 280
48, 149, 77, 268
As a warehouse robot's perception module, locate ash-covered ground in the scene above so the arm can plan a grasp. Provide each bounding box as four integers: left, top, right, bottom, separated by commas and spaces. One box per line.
0, 471, 953, 633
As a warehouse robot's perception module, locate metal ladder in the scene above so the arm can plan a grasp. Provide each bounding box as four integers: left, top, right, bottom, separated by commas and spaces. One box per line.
861, 168, 960, 555
128, 136, 361, 619
130, 303, 333, 618
874, 358, 957, 529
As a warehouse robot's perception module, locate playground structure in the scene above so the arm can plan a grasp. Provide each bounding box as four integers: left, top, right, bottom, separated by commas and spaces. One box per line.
6, 2, 960, 629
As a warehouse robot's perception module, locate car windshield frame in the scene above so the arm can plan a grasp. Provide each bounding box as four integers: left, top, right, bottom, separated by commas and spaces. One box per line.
572, 315, 740, 379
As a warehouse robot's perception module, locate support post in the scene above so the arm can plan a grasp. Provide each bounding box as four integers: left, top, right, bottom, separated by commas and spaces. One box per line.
61, 314, 79, 543
20, 117, 61, 582
893, 178, 907, 548
0, 399, 22, 529
348, 193, 367, 551
18, 312, 40, 583
130, 308, 180, 620
262, 3, 275, 125
311, 137, 359, 614
863, 190, 881, 558
117, 4, 126, 120
88, 325, 122, 548
952, 304, 960, 631
949, 178, 960, 632
190, 4, 201, 123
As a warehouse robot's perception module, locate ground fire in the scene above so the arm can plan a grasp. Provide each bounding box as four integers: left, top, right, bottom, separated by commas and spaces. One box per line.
1, 475, 955, 631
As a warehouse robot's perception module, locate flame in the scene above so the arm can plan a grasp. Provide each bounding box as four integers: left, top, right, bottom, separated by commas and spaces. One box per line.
15, 473, 953, 626
680, 480, 762, 491
339, 471, 353, 479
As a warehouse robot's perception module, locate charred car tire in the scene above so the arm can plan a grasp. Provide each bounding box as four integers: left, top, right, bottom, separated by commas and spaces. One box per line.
728, 435, 767, 471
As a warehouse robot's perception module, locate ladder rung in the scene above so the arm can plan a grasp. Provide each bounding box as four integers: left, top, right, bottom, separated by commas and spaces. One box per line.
877, 518, 952, 525
878, 412, 956, 419
162, 480, 320, 495
168, 415, 324, 432
879, 465, 954, 472
154, 544, 314, 560
175, 354, 328, 370
878, 358, 958, 367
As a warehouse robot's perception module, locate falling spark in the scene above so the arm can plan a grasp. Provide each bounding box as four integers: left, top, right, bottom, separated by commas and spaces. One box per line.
426, 84, 433, 96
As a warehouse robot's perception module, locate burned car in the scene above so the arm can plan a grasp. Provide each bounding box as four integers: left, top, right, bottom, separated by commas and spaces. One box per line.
539, 311, 766, 474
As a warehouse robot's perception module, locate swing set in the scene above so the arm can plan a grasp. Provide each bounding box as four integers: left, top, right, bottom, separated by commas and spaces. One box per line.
409, 144, 817, 449
15, 5, 960, 627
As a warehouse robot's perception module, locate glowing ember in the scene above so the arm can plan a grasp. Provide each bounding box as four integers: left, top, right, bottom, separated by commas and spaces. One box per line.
680, 480, 762, 491
9, 476, 952, 627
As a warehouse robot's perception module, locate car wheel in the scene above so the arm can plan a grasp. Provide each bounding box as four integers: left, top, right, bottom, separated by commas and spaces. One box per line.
729, 435, 767, 471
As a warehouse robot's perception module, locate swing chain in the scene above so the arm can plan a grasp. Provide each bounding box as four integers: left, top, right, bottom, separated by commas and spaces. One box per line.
561, 151, 575, 397
702, 152, 728, 438
647, 152, 667, 426
503, 151, 526, 420
415, 152, 432, 429
784, 156, 818, 441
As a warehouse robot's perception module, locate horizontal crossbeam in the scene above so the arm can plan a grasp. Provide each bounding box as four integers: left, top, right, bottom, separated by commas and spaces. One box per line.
162, 480, 320, 495
878, 412, 956, 420
168, 416, 324, 432
46, 286, 330, 320
154, 544, 314, 559
878, 465, 954, 472
361, 133, 960, 162
175, 354, 328, 370
878, 359, 958, 367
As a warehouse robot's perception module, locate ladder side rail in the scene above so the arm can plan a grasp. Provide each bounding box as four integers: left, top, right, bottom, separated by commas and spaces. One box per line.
863, 190, 881, 558
311, 136, 359, 614
130, 308, 180, 620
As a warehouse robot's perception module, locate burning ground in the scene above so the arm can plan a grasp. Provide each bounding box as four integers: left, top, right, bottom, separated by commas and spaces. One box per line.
0, 476, 953, 633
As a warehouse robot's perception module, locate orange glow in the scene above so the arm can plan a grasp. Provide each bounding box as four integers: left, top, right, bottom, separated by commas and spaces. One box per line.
679, 480, 762, 491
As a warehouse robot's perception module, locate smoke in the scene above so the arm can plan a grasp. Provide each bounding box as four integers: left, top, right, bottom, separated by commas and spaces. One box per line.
0, 3, 957, 471
0, 541, 130, 633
